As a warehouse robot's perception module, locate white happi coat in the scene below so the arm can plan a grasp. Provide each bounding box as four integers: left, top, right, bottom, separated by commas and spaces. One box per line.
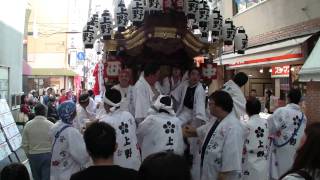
137, 112, 185, 160
112, 84, 134, 113
50, 121, 90, 180
100, 109, 141, 170
161, 76, 182, 95
200, 112, 246, 180
171, 81, 207, 125
222, 80, 247, 120
268, 103, 307, 179
74, 98, 97, 131
132, 75, 161, 123
171, 81, 207, 180
242, 115, 269, 180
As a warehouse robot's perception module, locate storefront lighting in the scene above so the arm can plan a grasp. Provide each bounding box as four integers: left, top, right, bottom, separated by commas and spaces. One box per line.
248, 74, 253, 77
269, 68, 272, 73
291, 67, 295, 71
259, 68, 264, 73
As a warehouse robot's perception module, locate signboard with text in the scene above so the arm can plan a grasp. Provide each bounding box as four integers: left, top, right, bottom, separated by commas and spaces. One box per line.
271, 65, 290, 78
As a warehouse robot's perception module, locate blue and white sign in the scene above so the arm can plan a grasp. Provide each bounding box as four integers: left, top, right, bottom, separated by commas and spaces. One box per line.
77, 52, 86, 60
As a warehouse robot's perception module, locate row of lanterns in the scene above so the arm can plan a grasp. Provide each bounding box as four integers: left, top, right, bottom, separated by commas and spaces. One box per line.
83, 0, 248, 54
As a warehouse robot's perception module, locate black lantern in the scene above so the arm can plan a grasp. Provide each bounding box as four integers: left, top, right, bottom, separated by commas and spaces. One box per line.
222, 18, 236, 45
100, 9, 113, 40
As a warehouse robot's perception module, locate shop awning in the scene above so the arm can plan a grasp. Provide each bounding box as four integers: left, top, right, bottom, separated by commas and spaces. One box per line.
214, 35, 311, 69
31, 68, 78, 76
299, 37, 320, 82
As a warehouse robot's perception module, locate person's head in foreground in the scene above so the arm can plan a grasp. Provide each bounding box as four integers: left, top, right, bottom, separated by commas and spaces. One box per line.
152, 95, 175, 115
58, 101, 77, 124
0, 163, 30, 180
208, 90, 233, 119
246, 98, 261, 117
138, 152, 191, 180
103, 88, 121, 113
287, 88, 302, 105
84, 121, 117, 164
233, 72, 248, 88
79, 93, 90, 109
281, 122, 320, 179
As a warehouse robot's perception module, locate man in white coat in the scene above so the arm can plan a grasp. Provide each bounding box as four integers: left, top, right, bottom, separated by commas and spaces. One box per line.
171, 67, 207, 179
242, 98, 269, 180
132, 63, 161, 125
75, 94, 97, 132
137, 95, 185, 160
268, 89, 307, 180
50, 101, 90, 180
112, 69, 134, 113
161, 66, 184, 95
184, 91, 246, 180
222, 72, 248, 120
100, 89, 141, 170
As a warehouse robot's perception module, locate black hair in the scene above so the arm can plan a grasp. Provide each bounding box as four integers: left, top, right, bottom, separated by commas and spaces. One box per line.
266, 90, 272, 96
288, 88, 302, 104
251, 89, 257, 92
47, 88, 53, 92
49, 96, 56, 102
281, 123, 320, 179
105, 89, 121, 104
233, 72, 248, 87
160, 96, 171, 106
209, 90, 233, 113
144, 63, 160, 77
60, 89, 65, 93
246, 98, 261, 116
138, 152, 191, 180
158, 96, 172, 114
21, 95, 27, 105
188, 67, 201, 75
0, 163, 30, 180
88, 90, 94, 97
34, 103, 47, 116
84, 121, 116, 159
79, 93, 90, 103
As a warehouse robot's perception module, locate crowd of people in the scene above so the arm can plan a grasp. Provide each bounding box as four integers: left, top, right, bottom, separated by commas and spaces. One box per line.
19, 88, 78, 123
2, 63, 320, 180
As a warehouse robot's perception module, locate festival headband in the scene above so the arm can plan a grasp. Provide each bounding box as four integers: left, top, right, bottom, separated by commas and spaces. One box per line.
103, 95, 121, 112
79, 96, 89, 103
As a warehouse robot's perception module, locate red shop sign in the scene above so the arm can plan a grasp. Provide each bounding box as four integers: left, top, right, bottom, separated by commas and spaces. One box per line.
271, 65, 290, 78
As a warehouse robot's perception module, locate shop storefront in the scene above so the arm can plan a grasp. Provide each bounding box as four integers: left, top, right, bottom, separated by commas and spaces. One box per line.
26, 68, 79, 95
217, 35, 312, 110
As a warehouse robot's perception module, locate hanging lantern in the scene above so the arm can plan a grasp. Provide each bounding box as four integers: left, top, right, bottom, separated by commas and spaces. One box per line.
83, 21, 96, 49
147, 0, 163, 13
210, 8, 222, 41
129, 0, 145, 27
234, 27, 248, 54
198, 0, 210, 42
100, 9, 113, 40
222, 18, 236, 45
185, 0, 199, 29
92, 13, 100, 29
90, 14, 100, 41
95, 40, 104, 55
115, 0, 129, 32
